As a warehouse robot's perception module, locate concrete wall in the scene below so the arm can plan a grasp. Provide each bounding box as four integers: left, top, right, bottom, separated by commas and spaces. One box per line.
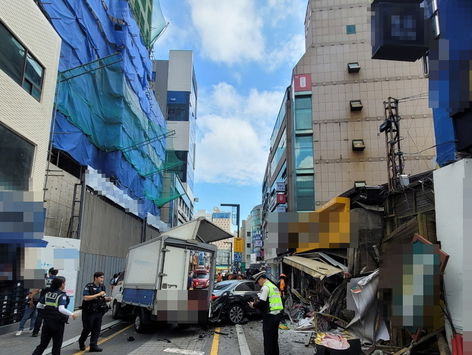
434, 158, 472, 339
151, 60, 168, 118
80, 190, 143, 257
44, 163, 80, 238
168, 50, 193, 92
76, 190, 161, 306
75, 252, 125, 307
0, 1, 61, 194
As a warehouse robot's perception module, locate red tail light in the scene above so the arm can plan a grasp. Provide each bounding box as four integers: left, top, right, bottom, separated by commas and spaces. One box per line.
211, 295, 218, 301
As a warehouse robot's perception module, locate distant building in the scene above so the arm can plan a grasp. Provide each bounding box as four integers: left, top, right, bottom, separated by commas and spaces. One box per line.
245, 205, 263, 266
151, 50, 197, 227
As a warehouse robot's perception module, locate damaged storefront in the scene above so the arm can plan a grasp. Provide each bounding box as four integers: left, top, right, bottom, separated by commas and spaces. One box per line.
264, 172, 455, 354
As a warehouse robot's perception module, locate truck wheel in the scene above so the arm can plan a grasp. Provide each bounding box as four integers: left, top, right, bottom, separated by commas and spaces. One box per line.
228, 304, 245, 324
134, 311, 146, 333
112, 301, 121, 319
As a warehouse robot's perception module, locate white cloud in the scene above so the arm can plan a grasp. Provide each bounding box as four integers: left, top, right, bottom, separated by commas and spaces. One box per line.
186, 0, 306, 70
264, 0, 307, 27
187, 0, 265, 65
196, 83, 284, 185
266, 33, 306, 71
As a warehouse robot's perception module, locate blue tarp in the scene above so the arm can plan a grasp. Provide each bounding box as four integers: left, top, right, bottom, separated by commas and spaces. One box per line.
40, 0, 169, 217
430, 0, 472, 166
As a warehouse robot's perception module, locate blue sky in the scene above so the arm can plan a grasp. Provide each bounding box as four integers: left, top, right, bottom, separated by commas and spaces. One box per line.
154, 0, 307, 222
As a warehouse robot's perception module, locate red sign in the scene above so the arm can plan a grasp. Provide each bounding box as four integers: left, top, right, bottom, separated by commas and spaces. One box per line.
293, 74, 312, 92
276, 193, 286, 204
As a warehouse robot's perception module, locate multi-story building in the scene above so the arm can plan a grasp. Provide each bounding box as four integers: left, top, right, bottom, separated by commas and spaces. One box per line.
262, 0, 435, 262
128, 0, 153, 46
152, 50, 197, 227
0, 0, 61, 326
247, 205, 263, 266
200, 209, 233, 271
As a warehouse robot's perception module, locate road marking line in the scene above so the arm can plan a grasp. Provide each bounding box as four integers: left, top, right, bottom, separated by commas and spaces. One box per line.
235, 324, 251, 355
210, 327, 220, 355
73, 324, 133, 355
163, 349, 204, 355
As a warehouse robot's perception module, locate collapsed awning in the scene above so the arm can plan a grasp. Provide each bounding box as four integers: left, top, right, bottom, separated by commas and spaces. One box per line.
161, 217, 234, 244
283, 256, 343, 280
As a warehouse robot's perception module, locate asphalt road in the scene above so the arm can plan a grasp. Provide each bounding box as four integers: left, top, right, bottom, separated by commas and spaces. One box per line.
58, 321, 241, 355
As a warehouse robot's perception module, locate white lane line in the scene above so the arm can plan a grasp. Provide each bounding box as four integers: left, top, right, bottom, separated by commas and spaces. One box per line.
163, 348, 205, 355
235, 324, 251, 355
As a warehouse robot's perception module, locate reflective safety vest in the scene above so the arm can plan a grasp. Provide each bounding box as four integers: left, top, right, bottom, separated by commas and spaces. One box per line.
264, 280, 283, 313
44, 290, 65, 308
44, 290, 68, 322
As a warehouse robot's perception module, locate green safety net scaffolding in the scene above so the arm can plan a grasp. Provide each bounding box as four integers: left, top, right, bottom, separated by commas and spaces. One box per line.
56, 53, 183, 207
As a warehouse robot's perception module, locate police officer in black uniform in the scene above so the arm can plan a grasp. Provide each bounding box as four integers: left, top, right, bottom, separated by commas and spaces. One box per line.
78, 272, 111, 352
32, 277, 77, 355
32, 267, 58, 337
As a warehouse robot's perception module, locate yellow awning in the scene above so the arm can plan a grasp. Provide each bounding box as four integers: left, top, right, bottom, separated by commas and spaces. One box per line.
283, 256, 343, 280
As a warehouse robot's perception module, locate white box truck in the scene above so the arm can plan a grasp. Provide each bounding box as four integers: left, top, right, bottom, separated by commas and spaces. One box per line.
111, 217, 233, 332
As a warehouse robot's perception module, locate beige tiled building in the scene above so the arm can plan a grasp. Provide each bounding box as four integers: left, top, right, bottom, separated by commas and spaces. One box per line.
294, 0, 435, 207
0, 1, 61, 194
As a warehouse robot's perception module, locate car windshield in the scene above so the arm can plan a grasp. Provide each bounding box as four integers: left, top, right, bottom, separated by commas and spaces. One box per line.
214, 282, 234, 291
195, 273, 208, 279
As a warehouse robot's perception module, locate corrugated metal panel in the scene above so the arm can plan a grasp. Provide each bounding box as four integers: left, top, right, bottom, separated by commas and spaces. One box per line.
75, 252, 125, 307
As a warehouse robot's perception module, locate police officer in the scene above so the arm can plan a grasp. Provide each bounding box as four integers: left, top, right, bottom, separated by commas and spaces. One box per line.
78, 272, 111, 352
32, 277, 77, 355
32, 267, 58, 337
248, 272, 284, 355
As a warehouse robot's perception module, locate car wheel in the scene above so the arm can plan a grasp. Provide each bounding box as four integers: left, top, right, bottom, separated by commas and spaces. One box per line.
228, 304, 245, 324
112, 301, 121, 319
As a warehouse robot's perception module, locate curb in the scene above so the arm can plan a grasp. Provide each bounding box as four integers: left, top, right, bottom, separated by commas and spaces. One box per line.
235, 324, 251, 355
44, 320, 122, 355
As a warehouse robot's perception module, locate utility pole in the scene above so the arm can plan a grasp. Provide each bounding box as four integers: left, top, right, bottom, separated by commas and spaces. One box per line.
380, 97, 404, 191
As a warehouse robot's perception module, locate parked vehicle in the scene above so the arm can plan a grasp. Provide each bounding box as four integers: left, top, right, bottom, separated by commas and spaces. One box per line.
111, 218, 234, 332
210, 280, 261, 324
192, 270, 210, 289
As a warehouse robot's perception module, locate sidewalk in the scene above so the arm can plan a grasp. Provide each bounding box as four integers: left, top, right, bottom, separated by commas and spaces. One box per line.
241, 320, 315, 355
0, 314, 117, 355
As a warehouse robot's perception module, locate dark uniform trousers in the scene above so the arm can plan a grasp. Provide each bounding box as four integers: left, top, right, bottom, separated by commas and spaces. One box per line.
79, 311, 103, 347
32, 319, 65, 355
32, 309, 44, 335
262, 313, 281, 355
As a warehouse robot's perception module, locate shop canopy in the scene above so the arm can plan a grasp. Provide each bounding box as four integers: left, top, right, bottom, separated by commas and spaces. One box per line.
283, 256, 343, 280
161, 217, 234, 244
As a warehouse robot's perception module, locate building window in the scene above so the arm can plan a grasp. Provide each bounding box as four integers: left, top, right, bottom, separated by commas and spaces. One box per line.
0, 123, 35, 190
295, 174, 314, 211
167, 103, 189, 121
295, 135, 314, 171
0, 22, 44, 101
346, 24, 356, 35
294, 95, 312, 131
246, 243, 251, 248
270, 130, 286, 174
